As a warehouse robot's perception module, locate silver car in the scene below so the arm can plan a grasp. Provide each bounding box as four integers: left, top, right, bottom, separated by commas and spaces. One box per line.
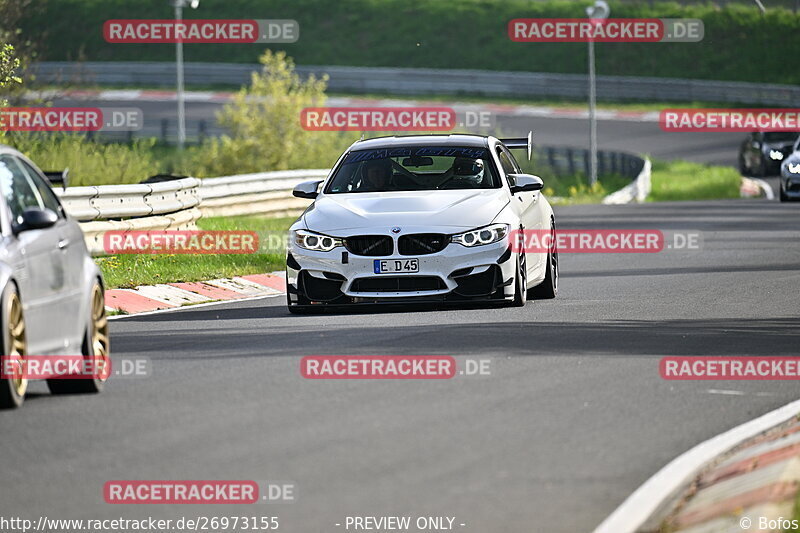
0, 145, 109, 409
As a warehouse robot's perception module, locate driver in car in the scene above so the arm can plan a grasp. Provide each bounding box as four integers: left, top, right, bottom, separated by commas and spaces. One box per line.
360, 159, 392, 191
440, 157, 484, 188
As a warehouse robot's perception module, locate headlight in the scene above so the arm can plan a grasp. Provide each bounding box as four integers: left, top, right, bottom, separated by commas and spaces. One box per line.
769, 150, 784, 161
451, 224, 509, 247
788, 163, 800, 174
294, 230, 343, 252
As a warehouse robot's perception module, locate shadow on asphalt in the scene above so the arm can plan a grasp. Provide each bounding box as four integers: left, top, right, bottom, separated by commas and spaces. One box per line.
124, 299, 509, 323
112, 315, 800, 360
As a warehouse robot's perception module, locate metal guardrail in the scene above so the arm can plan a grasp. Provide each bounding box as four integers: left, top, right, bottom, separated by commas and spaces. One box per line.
531, 146, 644, 179
199, 169, 326, 218
56, 177, 202, 255
56, 177, 201, 221
57, 171, 326, 255
29, 61, 800, 106
602, 159, 651, 205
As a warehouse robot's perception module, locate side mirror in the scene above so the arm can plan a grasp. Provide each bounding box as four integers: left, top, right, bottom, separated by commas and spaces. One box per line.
508, 174, 544, 194
293, 180, 323, 199
15, 207, 58, 233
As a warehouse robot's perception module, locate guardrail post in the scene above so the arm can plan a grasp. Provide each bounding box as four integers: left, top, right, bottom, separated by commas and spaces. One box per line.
567, 148, 575, 175
547, 147, 557, 173
161, 119, 169, 144
198, 120, 207, 144
582, 149, 590, 177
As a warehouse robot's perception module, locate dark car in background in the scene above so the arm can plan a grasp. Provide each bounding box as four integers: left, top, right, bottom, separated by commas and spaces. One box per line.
780, 137, 800, 202
738, 132, 800, 177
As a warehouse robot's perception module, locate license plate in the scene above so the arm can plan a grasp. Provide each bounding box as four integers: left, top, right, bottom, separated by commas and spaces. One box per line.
374, 259, 419, 274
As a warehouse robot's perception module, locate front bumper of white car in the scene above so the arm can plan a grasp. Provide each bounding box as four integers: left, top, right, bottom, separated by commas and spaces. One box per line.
286, 228, 517, 306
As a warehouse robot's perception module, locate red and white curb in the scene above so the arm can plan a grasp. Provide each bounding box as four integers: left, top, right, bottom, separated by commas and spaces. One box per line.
650, 417, 800, 533
105, 272, 286, 316
594, 399, 800, 533
32, 89, 660, 123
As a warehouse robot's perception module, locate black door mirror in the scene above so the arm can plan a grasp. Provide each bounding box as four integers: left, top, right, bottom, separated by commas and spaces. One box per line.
293, 180, 323, 199
15, 207, 58, 233
508, 174, 544, 194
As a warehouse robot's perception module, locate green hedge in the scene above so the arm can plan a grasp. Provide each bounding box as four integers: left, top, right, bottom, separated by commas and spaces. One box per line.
20, 0, 800, 85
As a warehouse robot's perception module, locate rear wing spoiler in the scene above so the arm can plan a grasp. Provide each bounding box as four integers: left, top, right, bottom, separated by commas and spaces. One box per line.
499, 132, 533, 160
43, 169, 69, 190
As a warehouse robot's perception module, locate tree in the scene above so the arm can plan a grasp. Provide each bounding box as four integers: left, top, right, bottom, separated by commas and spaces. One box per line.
191, 50, 355, 177
0, 43, 21, 107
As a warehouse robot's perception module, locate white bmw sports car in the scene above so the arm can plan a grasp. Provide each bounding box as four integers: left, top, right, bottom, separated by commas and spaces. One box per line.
285, 134, 557, 313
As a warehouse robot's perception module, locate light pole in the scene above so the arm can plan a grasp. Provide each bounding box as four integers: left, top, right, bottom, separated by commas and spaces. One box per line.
170, 0, 199, 150
586, 0, 609, 187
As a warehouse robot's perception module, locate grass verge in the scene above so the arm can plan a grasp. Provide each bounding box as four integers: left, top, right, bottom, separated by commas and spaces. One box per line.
545, 174, 632, 205
97, 216, 295, 289
649, 159, 741, 202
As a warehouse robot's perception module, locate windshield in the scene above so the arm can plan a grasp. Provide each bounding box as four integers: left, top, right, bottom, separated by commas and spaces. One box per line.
763, 132, 799, 143
325, 146, 501, 193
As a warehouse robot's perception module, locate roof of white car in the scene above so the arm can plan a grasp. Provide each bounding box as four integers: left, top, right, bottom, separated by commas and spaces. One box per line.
350, 134, 491, 151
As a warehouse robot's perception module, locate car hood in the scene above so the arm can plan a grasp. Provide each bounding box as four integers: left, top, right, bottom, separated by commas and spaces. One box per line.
302, 189, 509, 233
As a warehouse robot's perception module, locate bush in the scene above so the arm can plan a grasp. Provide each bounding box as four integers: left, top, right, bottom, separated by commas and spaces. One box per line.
187, 50, 357, 177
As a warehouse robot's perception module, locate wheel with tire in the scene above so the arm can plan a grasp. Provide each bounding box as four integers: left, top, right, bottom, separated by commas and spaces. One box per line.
511, 248, 527, 307
528, 218, 558, 300
0, 284, 27, 409
47, 282, 109, 395
780, 185, 790, 202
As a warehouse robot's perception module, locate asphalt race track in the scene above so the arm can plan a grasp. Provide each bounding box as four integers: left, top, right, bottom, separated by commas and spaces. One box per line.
50, 97, 746, 167
2, 200, 799, 533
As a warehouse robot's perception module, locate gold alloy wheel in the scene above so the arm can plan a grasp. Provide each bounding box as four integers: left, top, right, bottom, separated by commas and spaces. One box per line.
91, 284, 110, 381
8, 291, 27, 398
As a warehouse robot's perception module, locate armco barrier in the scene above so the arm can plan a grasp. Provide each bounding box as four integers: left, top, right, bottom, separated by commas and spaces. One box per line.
602, 158, 651, 204
56, 177, 202, 255
57, 171, 326, 256
29, 61, 800, 106
198, 169, 327, 218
